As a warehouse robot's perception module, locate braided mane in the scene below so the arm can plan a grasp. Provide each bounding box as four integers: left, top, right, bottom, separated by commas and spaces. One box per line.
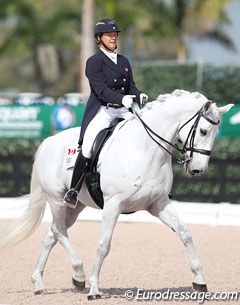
136, 89, 207, 117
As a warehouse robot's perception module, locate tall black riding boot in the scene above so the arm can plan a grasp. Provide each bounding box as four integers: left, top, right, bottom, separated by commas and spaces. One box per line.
63, 149, 91, 209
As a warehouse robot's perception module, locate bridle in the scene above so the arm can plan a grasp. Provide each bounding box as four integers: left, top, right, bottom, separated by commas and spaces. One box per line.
178, 106, 219, 161
131, 104, 220, 164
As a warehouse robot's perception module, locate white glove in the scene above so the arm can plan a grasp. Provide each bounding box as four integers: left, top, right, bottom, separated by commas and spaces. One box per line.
122, 95, 136, 108
140, 93, 148, 105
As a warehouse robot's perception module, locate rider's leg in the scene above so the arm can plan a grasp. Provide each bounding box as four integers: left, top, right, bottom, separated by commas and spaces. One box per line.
63, 107, 111, 208
70, 150, 89, 189
81, 107, 115, 158
63, 149, 91, 208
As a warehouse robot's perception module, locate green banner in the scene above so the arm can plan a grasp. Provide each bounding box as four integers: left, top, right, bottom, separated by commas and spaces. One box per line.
0, 104, 239, 139
0, 104, 85, 139
219, 105, 240, 138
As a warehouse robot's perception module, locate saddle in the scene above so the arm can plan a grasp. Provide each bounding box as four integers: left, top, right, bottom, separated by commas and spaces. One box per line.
84, 118, 123, 209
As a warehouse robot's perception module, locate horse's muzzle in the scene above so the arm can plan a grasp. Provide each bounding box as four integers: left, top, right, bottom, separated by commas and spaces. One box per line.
184, 161, 205, 176
188, 169, 206, 176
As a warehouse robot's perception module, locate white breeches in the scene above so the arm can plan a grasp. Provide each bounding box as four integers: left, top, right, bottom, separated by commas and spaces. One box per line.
82, 106, 133, 159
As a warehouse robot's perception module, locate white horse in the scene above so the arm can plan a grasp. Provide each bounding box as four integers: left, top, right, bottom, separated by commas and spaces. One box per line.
0, 90, 233, 299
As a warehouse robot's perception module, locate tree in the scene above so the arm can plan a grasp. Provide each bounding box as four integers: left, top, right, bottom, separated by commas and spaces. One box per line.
173, 0, 235, 61
97, 0, 235, 62
80, 0, 94, 97
0, 0, 236, 94
0, 0, 81, 92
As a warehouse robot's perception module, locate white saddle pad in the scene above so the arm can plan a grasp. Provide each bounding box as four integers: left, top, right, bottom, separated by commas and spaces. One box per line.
65, 147, 78, 170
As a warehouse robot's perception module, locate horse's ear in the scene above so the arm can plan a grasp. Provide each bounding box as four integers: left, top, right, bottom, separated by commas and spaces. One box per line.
218, 103, 234, 114
203, 100, 212, 113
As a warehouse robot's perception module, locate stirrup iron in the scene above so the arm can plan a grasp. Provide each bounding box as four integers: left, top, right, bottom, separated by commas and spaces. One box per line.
63, 188, 78, 209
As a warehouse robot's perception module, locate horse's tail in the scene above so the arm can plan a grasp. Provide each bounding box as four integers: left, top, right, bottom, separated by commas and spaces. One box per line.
0, 146, 47, 250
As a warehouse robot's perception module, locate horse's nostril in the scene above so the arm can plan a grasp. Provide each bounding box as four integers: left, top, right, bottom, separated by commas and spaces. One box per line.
192, 169, 200, 175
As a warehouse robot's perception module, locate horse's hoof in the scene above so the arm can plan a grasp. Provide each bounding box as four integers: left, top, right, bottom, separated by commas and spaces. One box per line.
87, 294, 101, 301
72, 278, 85, 290
34, 289, 45, 295
192, 282, 208, 292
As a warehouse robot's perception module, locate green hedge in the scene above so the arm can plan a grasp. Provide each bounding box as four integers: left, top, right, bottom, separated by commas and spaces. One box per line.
0, 138, 239, 202
202, 65, 240, 103
133, 62, 240, 104
1, 138, 239, 158
0, 139, 42, 156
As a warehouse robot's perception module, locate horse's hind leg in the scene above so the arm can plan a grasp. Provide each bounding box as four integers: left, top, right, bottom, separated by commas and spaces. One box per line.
31, 202, 86, 294
52, 202, 86, 289
31, 226, 57, 294
149, 198, 207, 292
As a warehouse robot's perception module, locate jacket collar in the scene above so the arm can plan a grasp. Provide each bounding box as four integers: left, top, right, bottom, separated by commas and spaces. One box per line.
100, 47, 117, 64
99, 50, 127, 76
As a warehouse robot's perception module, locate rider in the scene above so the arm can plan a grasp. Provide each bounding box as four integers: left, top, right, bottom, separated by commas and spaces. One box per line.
63, 18, 148, 208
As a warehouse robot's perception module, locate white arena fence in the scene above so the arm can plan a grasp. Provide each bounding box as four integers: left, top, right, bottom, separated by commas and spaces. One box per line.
0, 197, 239, 227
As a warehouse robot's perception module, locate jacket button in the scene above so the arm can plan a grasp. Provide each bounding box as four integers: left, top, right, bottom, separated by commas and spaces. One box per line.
121, 87, 124, 90
112, 88, 115, 90
123, 78, 126, 82
114, 79, 117, 82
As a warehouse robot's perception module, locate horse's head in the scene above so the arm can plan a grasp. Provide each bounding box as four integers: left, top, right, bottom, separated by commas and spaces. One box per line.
178, 101, 234, 176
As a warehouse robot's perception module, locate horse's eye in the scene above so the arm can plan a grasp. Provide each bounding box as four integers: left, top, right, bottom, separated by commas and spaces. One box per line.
200, 129, 207, 136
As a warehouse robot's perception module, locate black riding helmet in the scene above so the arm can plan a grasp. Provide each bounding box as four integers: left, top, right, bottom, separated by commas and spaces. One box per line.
94, 19, 121, 39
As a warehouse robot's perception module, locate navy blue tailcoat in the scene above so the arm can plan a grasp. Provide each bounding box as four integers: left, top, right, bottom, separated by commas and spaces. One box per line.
78, 50, 142, 144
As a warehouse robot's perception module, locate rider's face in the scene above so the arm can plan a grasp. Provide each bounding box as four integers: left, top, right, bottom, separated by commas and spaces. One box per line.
99, 32, 118, 52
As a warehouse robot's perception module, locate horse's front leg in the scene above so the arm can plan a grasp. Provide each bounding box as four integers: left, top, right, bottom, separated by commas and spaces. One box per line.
88, 204, 120, 300
149, 198, 207, 292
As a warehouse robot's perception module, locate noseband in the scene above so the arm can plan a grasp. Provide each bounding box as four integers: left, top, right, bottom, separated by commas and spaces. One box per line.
131, 104, 219, 164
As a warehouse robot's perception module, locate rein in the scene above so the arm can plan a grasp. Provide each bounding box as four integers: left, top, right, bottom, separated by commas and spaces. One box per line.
131, 104, 219, 164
